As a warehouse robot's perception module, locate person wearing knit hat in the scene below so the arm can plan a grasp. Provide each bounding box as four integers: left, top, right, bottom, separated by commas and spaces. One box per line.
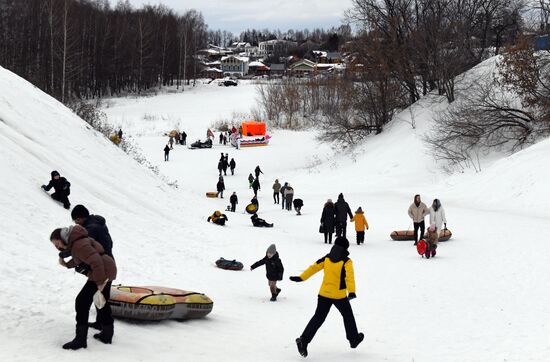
334, 193, 353, 238
289, 236, 364, 357
251, 244, 284, 301
350, 207, 369, 245
41, 170, 71, 209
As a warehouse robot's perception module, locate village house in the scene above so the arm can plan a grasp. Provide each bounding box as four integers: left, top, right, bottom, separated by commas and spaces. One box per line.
221, 55, 250, 77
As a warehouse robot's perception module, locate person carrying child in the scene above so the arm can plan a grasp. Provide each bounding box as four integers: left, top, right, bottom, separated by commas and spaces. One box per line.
350, 207, 369, 245
251, 244, 284, 301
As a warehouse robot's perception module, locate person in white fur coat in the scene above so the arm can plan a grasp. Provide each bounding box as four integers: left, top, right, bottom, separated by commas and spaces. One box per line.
429, 199, 447, 231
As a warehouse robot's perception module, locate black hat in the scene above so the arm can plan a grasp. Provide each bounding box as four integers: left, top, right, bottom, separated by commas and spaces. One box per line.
334, 236, 349, 249
71, 204, 90, 220
51, 170, 60, 178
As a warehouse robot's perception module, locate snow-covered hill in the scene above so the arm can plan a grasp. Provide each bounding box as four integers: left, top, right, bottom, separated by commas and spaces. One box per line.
1, 57, 550, 362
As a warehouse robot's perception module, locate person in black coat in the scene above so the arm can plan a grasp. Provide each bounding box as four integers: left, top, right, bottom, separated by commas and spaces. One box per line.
71, 204, 114, 331
251, 213, 273, 227
280, 182, 288, 210
229, 192, 238, 212
334, 193, 353, 238
222, 153, 229, 175
254, 165, 263, 178
229, 158, 236, 175
252, 177, 261, 197
293, 198, 304, 215
42, 170, 71, 209
164, 145, 170, 161
181, 131, 187, 145
320, 199, 336, 244
251, 244, 284, 301
217, 177, 225, 198
217, 160, 224, 176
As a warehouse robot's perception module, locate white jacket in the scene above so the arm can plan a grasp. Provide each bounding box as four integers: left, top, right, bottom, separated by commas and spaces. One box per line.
429, 207, 447, 231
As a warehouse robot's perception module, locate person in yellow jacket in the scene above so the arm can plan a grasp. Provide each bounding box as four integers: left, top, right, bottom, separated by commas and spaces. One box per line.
350, 207, 369, 245
289, 237, 364, 357
207, 211, 228, 226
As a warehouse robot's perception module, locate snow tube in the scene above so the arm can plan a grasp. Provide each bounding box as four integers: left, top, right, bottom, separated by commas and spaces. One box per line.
245, 203, 258, 214
109, 285, 213, 321
216, 258, 243, 271
206, 192, 219, 198
390, 229, 453, 241
416, 239, 428, 255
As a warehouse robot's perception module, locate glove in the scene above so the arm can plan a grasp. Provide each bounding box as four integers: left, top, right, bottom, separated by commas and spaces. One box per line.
289, 276, 303, 282
348, 293, 357, 300
41, 185, 46, 190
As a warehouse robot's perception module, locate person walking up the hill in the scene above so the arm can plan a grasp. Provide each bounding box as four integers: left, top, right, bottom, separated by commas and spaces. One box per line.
350, 207, 369, 245
175, 132, 181, 145
169, 136, 174, 149
408, 194, 429, 246
71, 205, 115, 332
289, 237, 364, 357
50, 226, 117, 350
219, 133, 224, 144
217, 176, 225, 198
42, 170, 71, 209
164, 145, 170, 161
280, 182, 288, 210
334, 194, 353, 238
230, 192, 238, 212
252, 177, 261, 197
272, 179, 281, 204
218, 160, 224, 176
251, 244, 284, 301
117, 129, 123, 140
255, 165, 263, 179
429, 198, 447, 234
222, 153, 229, 176
181, 131, 187, 145
321, 199, 336, 244
248, 173, 255, 189
284, 184, 294, 211
229, 158, 236, 175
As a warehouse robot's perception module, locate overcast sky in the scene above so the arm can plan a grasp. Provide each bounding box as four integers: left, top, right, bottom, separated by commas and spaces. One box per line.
124, 0, 353, 34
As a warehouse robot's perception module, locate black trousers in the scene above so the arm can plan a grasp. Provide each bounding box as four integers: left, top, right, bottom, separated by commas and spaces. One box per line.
281, 193, 285, 209
51, 191, 70, 207
231, 167, 235, 175
324, 232, 333, 244
75, 280, 113, 327
273, 192, 279, 204
301, 296, 359, 344
336, 221, 347, 238
413, 221, 425, 243
285, 196, 293, 210
230, 203, 236, 212
356, 231, 365, 244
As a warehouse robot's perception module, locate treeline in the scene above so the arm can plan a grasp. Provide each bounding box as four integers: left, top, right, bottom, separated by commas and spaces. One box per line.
0, 0, 207, 102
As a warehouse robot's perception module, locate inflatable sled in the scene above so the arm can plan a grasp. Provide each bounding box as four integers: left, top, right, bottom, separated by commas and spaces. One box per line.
390, 229, 452, 242
216, 258, 243, 271
109, 285, 213, 321
189, 139, 213, 149
416, 239, 428, 255
245, 203, 258, 214
206, 192, 219, 198
240, 135, 270, 148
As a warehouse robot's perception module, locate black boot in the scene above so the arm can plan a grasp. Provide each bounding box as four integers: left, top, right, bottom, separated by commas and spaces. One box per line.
62, 325, 87, 350
350, 332, 364, 348
296, 337, 308, 357
88, 321, 102, 331
270, 294, 277, 302
276, 288, 281, 296
93, 324, 114, 344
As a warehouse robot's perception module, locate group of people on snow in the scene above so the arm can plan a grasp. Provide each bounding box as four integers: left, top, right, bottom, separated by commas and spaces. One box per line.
163, 130, 188, 161
408, 194, 447, 258
320, 194, 368, 246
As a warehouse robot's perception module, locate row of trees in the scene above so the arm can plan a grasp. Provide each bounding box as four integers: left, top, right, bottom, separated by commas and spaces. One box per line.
0, 0, 208, 102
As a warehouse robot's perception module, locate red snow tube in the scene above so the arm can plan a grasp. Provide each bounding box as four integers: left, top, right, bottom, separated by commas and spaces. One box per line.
416, 239, 428, 256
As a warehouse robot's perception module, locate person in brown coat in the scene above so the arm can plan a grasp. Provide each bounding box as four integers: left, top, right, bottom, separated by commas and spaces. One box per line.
408, 194, 429, 246
50, 225, 117, 350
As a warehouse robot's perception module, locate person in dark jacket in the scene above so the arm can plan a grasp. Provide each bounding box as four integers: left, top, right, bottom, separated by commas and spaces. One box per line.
117, 129, 123, 140
252, 177, 261, 197
289, 237, 364, 357
229, 158, 236, 175
334, 193, 353, 238
280, 182, 288, 210
251, 244, 284, 301
181, 131, 187, 145
229, 192, 238, 212
254, 165, 263, 178
217, 177, 225, 198
251, 213, 274, 227
164, 145, 170, 161
321, 199, 336, 244
71, 205, 115, 331
222, 153, 229, 175
293, 198, 304, 215
50, 225, 117, 350
248, 173, 254, 189
219, 133, 224, 144
218, 160, 224, 176
250, 195, 259, 208
207, 211, 228, 226
42, 170, 71, 209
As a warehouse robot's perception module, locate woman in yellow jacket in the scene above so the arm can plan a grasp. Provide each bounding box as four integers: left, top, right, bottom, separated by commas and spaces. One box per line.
289, 237, 364, 357
350, 207, 369, 245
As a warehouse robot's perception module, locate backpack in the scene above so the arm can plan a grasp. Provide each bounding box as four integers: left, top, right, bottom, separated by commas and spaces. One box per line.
416, 239, 428, 256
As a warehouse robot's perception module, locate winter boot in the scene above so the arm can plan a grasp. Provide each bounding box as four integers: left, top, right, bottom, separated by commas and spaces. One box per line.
64, 202, 71, 210
276, 288, 281, 296
88, 321, 102, 331
431, 249, 437, 257
62, 325, 88, 350
93, 324, 113, 344
350, 332, 365, 348
270, 294, 277, 302
296, 337, 308, 357
425, 250, 431, 259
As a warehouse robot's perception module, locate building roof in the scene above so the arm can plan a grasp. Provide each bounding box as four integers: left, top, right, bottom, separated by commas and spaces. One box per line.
290, 59, 316, 69
221, 55, 250, 63
249, 61, 267, 68
269, 64, 286, 71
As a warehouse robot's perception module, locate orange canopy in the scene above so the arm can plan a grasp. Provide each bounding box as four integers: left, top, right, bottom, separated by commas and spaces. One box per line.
242, 121, 266, 136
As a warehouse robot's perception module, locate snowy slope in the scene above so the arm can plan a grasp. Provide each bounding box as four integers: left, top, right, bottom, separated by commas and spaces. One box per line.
1, 55, 550, 362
